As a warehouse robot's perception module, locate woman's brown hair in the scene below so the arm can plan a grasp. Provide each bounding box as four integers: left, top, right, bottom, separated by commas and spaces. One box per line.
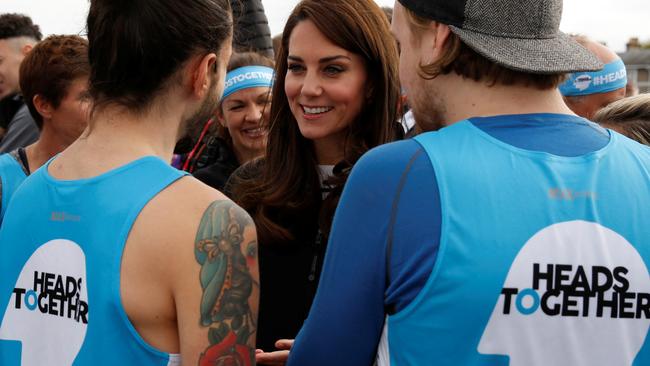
230, 0, 400, 244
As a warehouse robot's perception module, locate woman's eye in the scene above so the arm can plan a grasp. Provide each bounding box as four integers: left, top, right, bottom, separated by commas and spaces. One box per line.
258, 99, 271, 107
288, 63, 305, 73
324, 66, 343, 75
229, 105, 243, 111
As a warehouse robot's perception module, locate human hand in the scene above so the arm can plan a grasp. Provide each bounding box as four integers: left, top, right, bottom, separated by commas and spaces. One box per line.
255, 339, 294, 365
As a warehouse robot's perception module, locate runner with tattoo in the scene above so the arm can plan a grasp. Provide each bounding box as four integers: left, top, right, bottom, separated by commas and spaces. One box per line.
0, 1, 259, 365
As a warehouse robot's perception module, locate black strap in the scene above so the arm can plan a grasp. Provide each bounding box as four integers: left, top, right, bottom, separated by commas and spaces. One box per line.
17, 147, 30, 174
9, 147, 30, 175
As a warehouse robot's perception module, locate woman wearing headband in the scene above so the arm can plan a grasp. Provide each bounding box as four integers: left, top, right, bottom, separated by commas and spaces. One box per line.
227, 0, 401, 360
193, 52, 274, 191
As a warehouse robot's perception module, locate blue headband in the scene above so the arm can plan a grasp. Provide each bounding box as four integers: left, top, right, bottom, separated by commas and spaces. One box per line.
222, 66, 274, 100
560, 59, 627, 97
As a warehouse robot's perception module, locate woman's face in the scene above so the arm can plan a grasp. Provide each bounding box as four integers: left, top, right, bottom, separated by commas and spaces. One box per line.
50, 76, 91, 145
219, 86, 271, 160
285, 20, 368, 144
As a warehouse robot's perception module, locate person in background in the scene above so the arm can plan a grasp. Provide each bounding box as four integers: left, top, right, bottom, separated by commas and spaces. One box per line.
228, 0, 400, 362
0, 92, 23, 139
194, 52, 274, 192
0, 0, 259, 364
382, 6, 393, 24
0, 35, 90, 224
174, 0, 273, 169
561, 36, 627, 119
288, 0, 650, 364
272, 34, 282, 59
231, 0, 274, 58
626, 79, 639, 97
0, 13, 41, 153
594, 94, 650, 145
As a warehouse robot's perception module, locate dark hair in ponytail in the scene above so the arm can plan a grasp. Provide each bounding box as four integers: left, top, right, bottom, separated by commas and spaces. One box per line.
87, 0, 233, 112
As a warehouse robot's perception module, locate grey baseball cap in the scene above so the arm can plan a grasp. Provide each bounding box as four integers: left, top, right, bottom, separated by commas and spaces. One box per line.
398, 0, 603, 74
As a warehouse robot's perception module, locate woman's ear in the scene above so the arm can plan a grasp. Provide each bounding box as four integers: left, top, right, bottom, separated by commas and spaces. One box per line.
33, 94, 53, 120
216, 106, 227, 127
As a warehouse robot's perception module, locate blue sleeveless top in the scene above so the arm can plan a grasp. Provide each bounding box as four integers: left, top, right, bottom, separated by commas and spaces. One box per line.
0, 156, 187, 365
382, 120, 650, 366
0, 153, 27, 224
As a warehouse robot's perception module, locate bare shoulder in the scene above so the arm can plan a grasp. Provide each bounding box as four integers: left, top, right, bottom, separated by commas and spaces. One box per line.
127, 175, 249, 275
135, 176, 231, 232
124, 174, 259, 363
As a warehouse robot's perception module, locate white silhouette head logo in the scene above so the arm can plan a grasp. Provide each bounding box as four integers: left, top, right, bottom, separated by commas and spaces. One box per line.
478, 221, 650, 366
573, 74, 593, 91
0, 239, 89, 365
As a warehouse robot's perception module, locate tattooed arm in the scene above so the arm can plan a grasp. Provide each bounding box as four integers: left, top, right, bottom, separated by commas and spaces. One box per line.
194, 200, 259, 365
174, 198, 259, 365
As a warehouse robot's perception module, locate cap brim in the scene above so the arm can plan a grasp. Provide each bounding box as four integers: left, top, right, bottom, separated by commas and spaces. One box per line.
449, 26, 603, 74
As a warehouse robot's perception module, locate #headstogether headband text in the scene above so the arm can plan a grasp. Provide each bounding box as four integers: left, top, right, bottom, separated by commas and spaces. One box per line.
560, 59, 627, 97
222, 66, 274, 100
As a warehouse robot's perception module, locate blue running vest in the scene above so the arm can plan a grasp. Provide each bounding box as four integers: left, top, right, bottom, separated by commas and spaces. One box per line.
0, 153, 27, 224
0, 156, 187, 366
381, 120, 650, 366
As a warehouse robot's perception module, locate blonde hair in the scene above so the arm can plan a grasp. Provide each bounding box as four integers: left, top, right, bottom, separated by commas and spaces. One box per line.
593, 94, 650, 145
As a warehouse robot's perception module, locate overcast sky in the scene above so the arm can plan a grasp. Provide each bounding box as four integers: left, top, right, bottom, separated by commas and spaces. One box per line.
2, 0, 649, 53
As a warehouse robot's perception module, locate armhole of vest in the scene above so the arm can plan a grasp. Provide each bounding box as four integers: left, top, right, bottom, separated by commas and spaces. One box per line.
389, 134, 451, 322
385, 148, 424, 315
111, 170, 187, 361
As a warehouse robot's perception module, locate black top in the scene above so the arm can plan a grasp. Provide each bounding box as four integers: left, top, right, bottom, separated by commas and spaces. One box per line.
0, 103, 39, 154
230, 0, 274, 58
193, 137, 240, 193
226, 161, 328, 352
0, 94, 24, 131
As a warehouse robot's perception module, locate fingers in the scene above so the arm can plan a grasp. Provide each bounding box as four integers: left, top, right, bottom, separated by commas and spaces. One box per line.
255, 350, 290, 365
275, 339, 295, 350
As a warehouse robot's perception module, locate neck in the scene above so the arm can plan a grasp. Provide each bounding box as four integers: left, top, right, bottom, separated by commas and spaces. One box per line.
24, 123, 71, 173
56, 98, 185, 178
312, 132, 346, 165
437, 74, 575, 125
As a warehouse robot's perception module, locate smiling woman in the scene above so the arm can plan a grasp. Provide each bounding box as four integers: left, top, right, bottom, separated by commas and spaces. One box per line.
285, 20, 370, 162
227, 0, 401, 359
193, 52, 274, 191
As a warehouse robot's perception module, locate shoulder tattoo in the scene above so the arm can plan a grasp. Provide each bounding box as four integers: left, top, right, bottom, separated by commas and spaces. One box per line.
194, 200, 258, 365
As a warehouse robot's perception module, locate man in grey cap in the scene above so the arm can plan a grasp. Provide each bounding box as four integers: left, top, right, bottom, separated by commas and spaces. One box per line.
286, 0, 650, 365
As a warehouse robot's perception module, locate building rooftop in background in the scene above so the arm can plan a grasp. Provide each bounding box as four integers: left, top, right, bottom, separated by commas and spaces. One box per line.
619, 38, 650, 94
